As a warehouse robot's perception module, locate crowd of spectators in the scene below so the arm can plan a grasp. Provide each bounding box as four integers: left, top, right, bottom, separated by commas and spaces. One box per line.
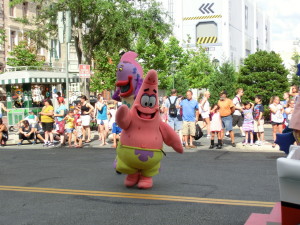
162, 85, 299, 149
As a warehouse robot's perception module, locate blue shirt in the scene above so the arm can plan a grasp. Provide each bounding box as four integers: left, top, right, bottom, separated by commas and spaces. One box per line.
55, 105, 67, 122
112, 122, 122, 134
97, 104, 108, 120
180, 99, 198, 122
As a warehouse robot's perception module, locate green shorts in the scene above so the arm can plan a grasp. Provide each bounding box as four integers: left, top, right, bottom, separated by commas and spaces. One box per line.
116, 142, 164, 177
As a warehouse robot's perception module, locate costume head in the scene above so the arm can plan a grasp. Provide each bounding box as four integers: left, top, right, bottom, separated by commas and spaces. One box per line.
115, 51, 143, 98
131, 69, 159, 121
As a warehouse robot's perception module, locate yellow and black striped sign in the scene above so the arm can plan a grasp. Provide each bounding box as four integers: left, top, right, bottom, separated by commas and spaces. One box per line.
183, 15, 222, 21
197, 36, 218, 44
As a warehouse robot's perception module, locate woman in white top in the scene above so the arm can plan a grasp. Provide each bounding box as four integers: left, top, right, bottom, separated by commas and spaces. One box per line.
269, 96, 284, 147
199, 91, 211, 137
0, 102, 9, 118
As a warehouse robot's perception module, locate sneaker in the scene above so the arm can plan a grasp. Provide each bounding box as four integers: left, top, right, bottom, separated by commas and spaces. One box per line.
250, 141, 253, 146
209, 145, 214, 149
17, 142, 22, 146
242, 133, 246, 137
216, 144, 222, 149
242, 141, 247, 146
32, 141, 36, 145
232, 143, 236, 147
48, 142, 55, 147
43, 142, 49, 147
256, 141, 261, 146
182, 142, 186, 147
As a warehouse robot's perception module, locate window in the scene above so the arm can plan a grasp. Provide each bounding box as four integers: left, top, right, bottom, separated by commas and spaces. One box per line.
50, 39, 60, 59
9, 0, 15, 17
23, 2, 29, 18
196, 21, 218, 44
245, 5, 248, 30
10, 31, 16, 50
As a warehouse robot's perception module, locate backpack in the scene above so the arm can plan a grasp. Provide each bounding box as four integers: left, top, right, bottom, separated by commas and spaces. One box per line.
168, 97, 178, 118
194, 123, 203, 140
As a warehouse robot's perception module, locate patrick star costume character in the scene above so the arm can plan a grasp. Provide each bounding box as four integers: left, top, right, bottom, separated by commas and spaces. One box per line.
112, 51, 143, 108
115, 70, 183, 189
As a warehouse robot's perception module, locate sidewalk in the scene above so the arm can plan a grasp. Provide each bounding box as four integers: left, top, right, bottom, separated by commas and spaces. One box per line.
1, 126, 284, 154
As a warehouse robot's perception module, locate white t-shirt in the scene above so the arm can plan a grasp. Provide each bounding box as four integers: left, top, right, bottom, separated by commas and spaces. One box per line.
164, 96, 180, 115
269, 104, 284, 123
200, 99, 210, 118
232, 96, 242, 116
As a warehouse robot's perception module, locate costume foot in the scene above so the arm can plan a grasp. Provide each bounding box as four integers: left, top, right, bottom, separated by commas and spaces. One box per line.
137, 176, 153, 189
124, 173, 140, 187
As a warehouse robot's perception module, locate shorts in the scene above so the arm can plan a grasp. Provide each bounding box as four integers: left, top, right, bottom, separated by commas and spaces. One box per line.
254, 120, 264, 132
81, 115, 91, 126
168, 115, 183, 131
221, 115, 233, 131
0, 113, 2, 118
201, 112, 210, 119
232, 115, 244, 127
97, 119, 108, 126
271, 122, 283, 126
66, 128, 74, 133
42, 122, 53, 132
77, 135, 83, 139
182, 121, 196, 136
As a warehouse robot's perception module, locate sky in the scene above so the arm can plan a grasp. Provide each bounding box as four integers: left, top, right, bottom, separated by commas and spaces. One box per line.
256, 0, 300, 45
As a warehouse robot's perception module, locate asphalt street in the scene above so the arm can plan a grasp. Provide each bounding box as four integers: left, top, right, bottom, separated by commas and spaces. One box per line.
0, 145, 285, 225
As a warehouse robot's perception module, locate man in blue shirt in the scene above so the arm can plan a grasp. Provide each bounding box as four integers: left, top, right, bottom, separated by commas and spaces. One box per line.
180, 90, 199, 149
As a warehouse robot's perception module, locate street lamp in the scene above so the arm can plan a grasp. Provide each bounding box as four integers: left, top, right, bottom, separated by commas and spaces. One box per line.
212, 58, 220, 68
170, 62, 176, 89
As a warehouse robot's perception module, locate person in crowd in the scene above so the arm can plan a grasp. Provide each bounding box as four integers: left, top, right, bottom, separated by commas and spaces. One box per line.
241, 101, 254, 146
253, 95, 265, 146
199, 91, 211, 138
0, 102, 9, 119
164, 89, 183, 144
94, 96, 109, 146
63, 109, 75, 148
232, 88, 245, 137
74, 119, 83, 148
80, 95, 94, 143
74, 108, 81, 124
218, 90, 236, 147
54, 97, 67, 146
289, 85, 299, 98
39, 99, 54, 147
160, 97, 168, 123
108, 102, 117, 130
284, 99, 295, 133
281, 92, 290, 128
18, 120, 35, 145
33, 122, 45, 144
0, 118, 8, 146
180, 90, 199, 149
18, 110, 38, 128
269, 96, 284, 148
209, 105, 222, 149
111, 122, 122, 148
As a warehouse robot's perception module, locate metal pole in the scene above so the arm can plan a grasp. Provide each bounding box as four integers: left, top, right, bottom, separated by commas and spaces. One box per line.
66, 42, 69, 109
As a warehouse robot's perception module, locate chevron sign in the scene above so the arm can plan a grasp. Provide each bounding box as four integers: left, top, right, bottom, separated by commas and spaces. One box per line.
199, 3, 214, 14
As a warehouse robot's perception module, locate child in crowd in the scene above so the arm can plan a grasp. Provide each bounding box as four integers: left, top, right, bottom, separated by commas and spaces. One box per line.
74, 119, 84, 148
284, 99, 295, 132
281, 92, 290, 128
209, 105, 222, 149
242, 101, 254, 146
269, 96, 284, 148
74, 108, 81, 124
111, 122, 122, 148
254, 95, 265, 146
63, 109, 75, 147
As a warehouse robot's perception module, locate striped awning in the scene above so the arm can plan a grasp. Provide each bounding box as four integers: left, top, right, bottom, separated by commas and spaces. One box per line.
0, 71, 80, 85
197, 36, 218, 44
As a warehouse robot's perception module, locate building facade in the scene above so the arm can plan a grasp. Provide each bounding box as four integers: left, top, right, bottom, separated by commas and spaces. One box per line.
162, 0, 271, 68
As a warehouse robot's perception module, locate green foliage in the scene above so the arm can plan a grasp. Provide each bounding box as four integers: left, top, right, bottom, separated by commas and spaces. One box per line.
0, 29, 5, 46
238, 50, 289, 106
208, 62, 237, 105
290, 50, 300, 86
7, 41, 45, 67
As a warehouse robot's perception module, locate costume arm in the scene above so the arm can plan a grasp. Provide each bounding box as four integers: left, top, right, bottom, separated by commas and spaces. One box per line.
112, 88, 121, 102
159, 121, 183, 153
115, 105, 131, 130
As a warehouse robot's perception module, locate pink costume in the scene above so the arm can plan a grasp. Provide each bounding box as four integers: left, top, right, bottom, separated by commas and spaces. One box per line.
115, 70, 183, 189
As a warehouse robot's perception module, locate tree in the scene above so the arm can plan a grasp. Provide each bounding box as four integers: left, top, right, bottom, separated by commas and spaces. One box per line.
7, 41, 44, 67
208, 62, 237, 105
238, 50, 289, 106
11, 0, 172, 97
290, 50, 300, 86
